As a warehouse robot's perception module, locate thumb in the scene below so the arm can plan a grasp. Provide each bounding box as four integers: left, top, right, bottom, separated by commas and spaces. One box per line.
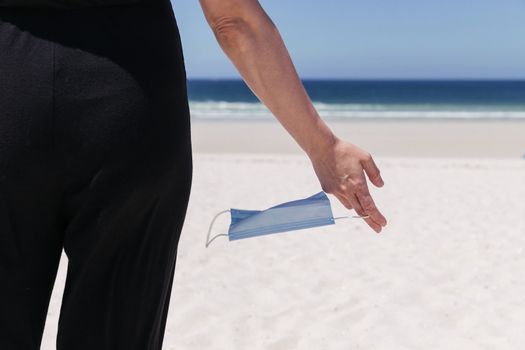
361, 155, 384, 187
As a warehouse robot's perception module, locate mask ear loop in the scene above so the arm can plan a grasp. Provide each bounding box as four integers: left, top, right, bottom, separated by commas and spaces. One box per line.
333, 215, 370, 220
206, 209, 231, 248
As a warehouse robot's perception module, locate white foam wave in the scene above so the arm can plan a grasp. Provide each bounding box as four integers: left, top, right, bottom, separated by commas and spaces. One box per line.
188, 101, 525, 120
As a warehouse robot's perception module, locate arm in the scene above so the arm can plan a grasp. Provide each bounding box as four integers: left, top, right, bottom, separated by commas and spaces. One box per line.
199, 0, 387, 232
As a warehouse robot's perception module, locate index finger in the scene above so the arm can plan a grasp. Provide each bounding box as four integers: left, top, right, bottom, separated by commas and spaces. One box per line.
355, 180, 387, 227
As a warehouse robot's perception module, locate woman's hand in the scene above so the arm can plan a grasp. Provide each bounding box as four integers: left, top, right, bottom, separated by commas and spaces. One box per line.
309, 137, 387, 233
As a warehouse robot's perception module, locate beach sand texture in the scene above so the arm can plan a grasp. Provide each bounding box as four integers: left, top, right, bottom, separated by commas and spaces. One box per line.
41, 121, 525, 349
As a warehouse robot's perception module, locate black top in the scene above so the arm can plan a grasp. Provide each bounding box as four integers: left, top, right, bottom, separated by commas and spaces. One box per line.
0, 0, 143, 8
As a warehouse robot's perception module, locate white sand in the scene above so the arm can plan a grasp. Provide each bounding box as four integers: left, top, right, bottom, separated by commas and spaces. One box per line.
190, 120, 525, 158
41, 121, 525, 349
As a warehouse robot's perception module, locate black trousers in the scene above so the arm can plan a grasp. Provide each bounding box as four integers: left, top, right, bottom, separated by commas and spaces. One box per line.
0, 0, 193, 349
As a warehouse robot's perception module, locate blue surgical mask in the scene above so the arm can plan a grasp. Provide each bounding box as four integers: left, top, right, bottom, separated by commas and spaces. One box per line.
205, 191, 368, 247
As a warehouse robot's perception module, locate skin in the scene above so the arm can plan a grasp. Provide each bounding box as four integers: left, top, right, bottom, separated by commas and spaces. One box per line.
199, 0, 387, 233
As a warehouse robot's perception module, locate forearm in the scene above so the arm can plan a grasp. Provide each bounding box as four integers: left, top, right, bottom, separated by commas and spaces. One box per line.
208, 11, 337, 159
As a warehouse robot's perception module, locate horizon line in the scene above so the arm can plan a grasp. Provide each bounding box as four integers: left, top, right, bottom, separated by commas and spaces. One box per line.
187, 77, 525, 81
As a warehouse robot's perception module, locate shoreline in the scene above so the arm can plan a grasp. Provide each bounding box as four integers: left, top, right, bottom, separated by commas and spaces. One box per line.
190, 119, 525, 159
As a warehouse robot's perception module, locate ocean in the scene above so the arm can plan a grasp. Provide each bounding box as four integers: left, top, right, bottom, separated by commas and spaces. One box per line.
187, 79, 525, 120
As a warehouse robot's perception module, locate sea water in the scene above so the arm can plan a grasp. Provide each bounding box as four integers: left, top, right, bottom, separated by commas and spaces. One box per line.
187, 79, 525, 120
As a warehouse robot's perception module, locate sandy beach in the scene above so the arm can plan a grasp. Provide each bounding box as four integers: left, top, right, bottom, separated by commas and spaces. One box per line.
41, 120, 525, 349
191, 119, 525, 158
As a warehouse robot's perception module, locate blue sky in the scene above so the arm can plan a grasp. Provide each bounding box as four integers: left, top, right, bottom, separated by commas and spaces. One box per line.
172, 0, 525, 79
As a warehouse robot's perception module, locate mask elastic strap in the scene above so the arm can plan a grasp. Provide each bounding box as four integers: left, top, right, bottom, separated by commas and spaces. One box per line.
333, 215, 370, 220
206, 209, 231, 248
